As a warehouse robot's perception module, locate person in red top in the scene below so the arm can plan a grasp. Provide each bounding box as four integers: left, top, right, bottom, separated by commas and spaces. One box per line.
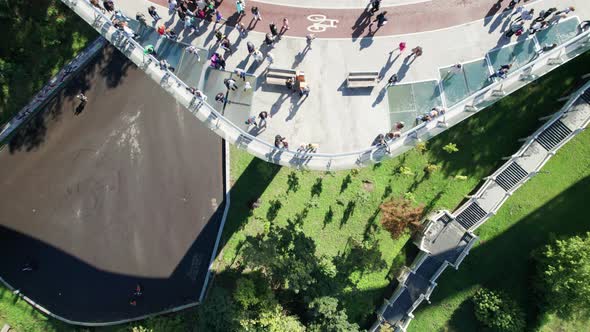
157, 24, 166, 35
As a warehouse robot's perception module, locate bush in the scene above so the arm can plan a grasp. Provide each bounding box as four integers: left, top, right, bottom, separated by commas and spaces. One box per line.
379, 197, 424, 239
472, 288, 525, 332
443, 142, 459, 153
533, 232, 590, 319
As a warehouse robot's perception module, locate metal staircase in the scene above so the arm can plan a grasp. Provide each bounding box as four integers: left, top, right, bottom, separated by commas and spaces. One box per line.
455, 202, 487, 230
494, 162, 528, 191
535, 120, 572, 151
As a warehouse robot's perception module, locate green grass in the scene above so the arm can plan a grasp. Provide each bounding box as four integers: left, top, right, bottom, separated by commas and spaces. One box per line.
409, 128, 590, 332
0, 287, 70, 332
218, 51, 590, 327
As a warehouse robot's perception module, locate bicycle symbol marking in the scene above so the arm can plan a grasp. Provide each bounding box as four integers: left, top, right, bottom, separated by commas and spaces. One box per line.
307, 14, 339, 33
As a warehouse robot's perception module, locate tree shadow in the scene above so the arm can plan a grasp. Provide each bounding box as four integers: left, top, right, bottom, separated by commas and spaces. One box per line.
266, 199, 282, 221
340, 201, 356, 228
413, 176, 590, 328
311, 177, 323, 197
323, 206, 334, 229
426, 51, 590, 179
340, 174, 352, 193
287, 171, 300, 193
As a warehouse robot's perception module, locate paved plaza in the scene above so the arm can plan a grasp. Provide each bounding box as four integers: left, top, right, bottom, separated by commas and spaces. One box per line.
110, 0, 590, 154
0, 46, 225, 322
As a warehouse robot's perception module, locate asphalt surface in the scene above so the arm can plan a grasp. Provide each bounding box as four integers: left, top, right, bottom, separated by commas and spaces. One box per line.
0, 46, 225, 323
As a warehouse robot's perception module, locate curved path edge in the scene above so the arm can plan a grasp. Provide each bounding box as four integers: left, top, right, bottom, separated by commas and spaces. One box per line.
66, 0, 590, 171
0, 13, 232, 325
371, 79, 590, 331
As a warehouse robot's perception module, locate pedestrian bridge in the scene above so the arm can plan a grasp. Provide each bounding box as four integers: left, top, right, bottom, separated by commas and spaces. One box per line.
62, 0, 590, 170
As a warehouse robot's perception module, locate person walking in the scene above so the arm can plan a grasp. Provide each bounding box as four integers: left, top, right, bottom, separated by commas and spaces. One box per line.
372, 11, 388, 29
185, 16, 198, 33
224, 78, 238, 91
235, 68, 247, 81
253, 49, 263, 62
264, 32, 275, 46
76, 92, 88, 105
265, 52, 274, 64
407, 46, 423, 60
306, 33, 316, 48
251, 6, 262, 21
215, 92, 226, 103
280, 17, 289, 34
136, 12, 147, 25
515, 8, 534, 22
236, 0, 245, 16
243, 81, 252, 91
370, 0, 381, 13
215, 9, 223, 24
245, 115, 257, 127
258, 111, 268, 128
247, 41, 256, 54
269, 22, 278, 36
505, 21, 524, 38
386, 74, 398, 87
533, 7, 556, 23
168, 0, 177, 13
148, 6, 161, 21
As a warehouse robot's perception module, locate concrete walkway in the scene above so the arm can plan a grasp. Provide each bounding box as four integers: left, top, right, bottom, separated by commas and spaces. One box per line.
111, 0, 590, 155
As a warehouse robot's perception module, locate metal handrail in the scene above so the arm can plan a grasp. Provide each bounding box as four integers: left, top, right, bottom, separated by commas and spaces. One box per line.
66, 0, 590, 169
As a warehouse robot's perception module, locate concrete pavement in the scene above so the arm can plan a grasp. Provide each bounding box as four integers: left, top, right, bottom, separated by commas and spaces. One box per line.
107, 0, 590, 153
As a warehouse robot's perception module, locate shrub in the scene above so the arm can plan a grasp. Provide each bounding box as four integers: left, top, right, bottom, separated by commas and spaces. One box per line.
533, 232, 590, 319
415, 142, 427, 154
379, 198, 424, 239
443, 142, 459, 153
472, 288, 525, 332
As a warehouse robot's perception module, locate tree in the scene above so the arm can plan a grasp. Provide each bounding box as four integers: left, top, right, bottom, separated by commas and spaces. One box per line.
307, 296, 360, 332
197, 287, 239, 331
534, 232, 590, 319
472, 288, 525, 332
379, 197, 424, 239
242, 221, 321, 293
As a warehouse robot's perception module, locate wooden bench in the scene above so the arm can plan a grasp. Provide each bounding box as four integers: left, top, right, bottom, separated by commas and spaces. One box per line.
266, 68, 297, 86
347, 71, 380, 88
1, 324, 11, 332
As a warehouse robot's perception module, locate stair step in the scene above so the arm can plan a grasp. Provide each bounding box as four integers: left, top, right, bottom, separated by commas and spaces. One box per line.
536, 120, 572, 151
495, 162, 528, 191
455, 201, 487, 230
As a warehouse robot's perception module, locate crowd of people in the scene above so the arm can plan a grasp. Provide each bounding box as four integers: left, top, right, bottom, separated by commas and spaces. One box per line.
85, 0, 587, 156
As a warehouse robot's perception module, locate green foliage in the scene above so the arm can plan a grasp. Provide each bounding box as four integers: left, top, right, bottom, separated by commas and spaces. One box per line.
197, 287, 239, 331
307, 296, 360, 332
0, 0, 96, 124
443, 142, 459, 153
472, 288, 525, 332
424, 163, 440, 175
398, 165, 414, 176
242, 222, 322, 293
415, 141, 428, 154
454, 174, 468, 181
403, 191, 416, 202
534, 232, 590, 319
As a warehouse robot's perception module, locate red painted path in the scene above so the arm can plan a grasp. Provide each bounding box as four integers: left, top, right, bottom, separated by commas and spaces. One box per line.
149, 0, 515, 38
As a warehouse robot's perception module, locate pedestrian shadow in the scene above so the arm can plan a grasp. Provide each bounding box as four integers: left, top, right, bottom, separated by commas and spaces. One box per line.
379, 52, 401, 79
351, 7, 373, 42
269, 92, 290, 117
483, 0, 503, 27
291, 46, 311, 69
359, 36, 374, 50
372, 87, 388, 107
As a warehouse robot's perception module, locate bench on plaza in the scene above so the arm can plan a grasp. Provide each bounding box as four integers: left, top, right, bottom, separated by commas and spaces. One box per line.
1, 324, 11, 332
266, 68, 297, 86
347, 71, 380, 88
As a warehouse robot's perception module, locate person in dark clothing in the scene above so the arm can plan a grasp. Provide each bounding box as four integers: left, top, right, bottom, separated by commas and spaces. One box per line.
148, 6, 161, 21
269, 22, 278, 36
247, 41, 256, 54
264, 32, 274, 45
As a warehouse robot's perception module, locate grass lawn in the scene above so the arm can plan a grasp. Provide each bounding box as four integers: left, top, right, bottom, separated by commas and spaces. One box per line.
217, 51, 590, 327
409, 128, 590, 332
